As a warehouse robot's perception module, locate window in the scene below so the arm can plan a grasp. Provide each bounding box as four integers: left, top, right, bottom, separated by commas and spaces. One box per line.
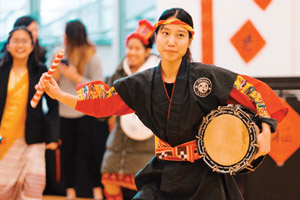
0, 0, 28, 42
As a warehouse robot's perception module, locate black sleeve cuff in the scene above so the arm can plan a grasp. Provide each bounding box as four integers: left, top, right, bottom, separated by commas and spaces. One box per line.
237, 155, 266, 175
240, 106, 278, 133
252, 117, 278, 133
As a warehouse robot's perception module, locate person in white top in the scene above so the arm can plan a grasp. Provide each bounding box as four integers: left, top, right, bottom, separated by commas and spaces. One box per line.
101, 19, 160, 200
53, 19, 106, 200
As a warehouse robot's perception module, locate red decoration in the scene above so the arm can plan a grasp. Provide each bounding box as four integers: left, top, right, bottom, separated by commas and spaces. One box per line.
126, 19, 154, 46
230, 20, 266, 63
269, 99, 300, 166
253, 0, 272, 10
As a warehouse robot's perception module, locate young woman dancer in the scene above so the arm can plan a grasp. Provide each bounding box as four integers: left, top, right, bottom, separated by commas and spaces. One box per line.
37, 8, 287, 200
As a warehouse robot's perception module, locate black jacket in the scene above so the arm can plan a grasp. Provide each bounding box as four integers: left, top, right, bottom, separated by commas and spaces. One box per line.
0, 62, 60, 144
114, 59, 243, 200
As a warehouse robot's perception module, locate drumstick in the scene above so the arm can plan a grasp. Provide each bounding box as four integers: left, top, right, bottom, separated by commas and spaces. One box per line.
30, 49, 65, 108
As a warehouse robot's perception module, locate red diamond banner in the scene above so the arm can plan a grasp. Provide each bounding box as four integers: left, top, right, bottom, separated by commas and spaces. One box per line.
254, 0, 272, 10
269, 99, 300, 166
230, 20, 266, 63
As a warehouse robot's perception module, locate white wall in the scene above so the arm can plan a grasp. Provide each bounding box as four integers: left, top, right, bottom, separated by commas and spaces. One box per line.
97, 45, 118, 78
156, 0, 300, 77
294, 0, 300, 76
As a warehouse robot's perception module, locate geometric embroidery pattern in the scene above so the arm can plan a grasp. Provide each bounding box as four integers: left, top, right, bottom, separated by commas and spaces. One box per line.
77, 81, 118, 101
155, 137, 202, 163
230, 20, 266, 63
233, 75, 269, 117
102, 173, 137, 191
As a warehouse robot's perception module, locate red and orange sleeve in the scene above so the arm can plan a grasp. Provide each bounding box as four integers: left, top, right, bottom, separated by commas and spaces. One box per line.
227, 75, 288, 122
75, 81, 134, 117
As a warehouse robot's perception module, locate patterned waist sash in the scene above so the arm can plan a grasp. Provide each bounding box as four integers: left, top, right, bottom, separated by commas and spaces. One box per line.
155, 137, 202, 163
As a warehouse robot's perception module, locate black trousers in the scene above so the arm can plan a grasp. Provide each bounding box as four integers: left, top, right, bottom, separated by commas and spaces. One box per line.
60, 115, 109, 189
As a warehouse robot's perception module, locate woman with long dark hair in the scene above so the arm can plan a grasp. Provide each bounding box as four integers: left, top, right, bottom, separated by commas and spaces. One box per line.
53, 19, 106, 200
38, 8, 287, 200
0, 26, 59, 199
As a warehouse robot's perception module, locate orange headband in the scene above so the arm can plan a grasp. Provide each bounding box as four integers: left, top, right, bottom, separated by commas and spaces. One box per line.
154, 19, 195, 36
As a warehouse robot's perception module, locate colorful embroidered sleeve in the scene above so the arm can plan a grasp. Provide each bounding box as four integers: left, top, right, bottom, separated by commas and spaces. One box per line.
75, 81, 134, 117
227, 75, 288, 122
232, 75, 269, 117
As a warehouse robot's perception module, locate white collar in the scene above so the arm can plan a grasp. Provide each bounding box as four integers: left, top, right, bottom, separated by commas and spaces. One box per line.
122, 54, 160, 75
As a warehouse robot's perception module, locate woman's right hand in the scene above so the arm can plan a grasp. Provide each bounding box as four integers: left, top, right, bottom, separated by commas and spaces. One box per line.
36, 72, 78, 109
35, 73, 62, 100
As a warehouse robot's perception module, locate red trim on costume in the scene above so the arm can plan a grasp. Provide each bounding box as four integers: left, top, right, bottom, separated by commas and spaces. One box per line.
160, 66, 178, 121
102, 173, 137, 191
55, 148, 61, 183
76, 94, 134, 117
76, 81, 134, 117
155, 137, 202, 163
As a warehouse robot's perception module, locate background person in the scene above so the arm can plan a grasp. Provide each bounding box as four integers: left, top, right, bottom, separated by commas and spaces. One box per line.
0, 26, 59, 200
13, 15, 47, 64
101, 19, 159, 200
53, 19, 107, 200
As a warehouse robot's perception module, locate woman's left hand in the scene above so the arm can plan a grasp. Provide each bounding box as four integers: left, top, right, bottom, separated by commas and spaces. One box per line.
59, 64, 82, 83
253, 122, 271, 160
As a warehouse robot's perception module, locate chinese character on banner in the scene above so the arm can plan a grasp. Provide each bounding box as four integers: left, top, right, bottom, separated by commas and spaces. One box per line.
230, 20, 266, 63
268, 99, 300, 166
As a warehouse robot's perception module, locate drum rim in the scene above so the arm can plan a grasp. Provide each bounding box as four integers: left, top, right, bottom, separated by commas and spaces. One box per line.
197, 106, 258, 174
120, 113, 154, 141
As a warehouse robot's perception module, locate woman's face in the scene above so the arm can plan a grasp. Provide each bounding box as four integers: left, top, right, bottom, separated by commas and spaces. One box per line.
126, 38, 150, 69
6, 30, 34, 61
26, 21, 39, 43
156, 17, 191, 63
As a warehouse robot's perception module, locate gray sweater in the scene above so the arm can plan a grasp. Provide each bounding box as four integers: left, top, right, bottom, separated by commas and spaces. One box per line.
58, 53, 103, 118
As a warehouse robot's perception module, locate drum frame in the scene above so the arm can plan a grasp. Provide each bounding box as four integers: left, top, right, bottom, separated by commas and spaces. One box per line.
197, 106, 258, 175
120, 113, 153, 141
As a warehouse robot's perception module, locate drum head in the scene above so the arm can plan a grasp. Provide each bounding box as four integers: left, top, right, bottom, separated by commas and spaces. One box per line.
203, 114, 249, 166
120, 113, 153, 141
197, 106, 258, 174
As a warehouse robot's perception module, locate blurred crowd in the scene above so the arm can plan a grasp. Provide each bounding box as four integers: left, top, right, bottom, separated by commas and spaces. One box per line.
0, 15, 157, 200
1, 7, 295, 200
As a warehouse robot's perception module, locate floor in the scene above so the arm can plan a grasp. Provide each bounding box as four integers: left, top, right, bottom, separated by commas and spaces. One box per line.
43, 195, 94, 200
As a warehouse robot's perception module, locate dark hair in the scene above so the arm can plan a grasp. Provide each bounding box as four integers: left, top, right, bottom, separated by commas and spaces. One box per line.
13, 16, 36, 28
64, 19, 95, 75
0, 26, 39, 70
65, 20, 89, 47
13, 15, 47, 64
155, 8, 194, 62
145, 34, 155, 49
